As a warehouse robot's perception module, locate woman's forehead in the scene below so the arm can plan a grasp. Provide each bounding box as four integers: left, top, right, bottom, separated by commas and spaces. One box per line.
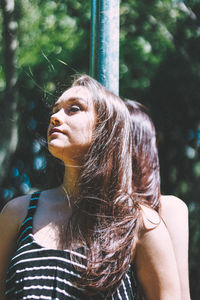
57, 86, 92, 104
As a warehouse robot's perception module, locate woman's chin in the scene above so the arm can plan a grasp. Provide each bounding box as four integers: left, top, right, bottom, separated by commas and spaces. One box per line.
48, 143, 65, 160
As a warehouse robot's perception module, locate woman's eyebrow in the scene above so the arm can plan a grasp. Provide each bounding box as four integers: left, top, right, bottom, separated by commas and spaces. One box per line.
53, 97, 88, 110
66, 97, 88, 104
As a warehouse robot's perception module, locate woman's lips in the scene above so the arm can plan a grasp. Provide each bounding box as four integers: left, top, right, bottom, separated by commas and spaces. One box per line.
49, 128, 65, 136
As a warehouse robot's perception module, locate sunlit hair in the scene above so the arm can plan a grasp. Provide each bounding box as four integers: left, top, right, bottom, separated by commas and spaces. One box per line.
65, 75, 141, 295
125, 99, 161, 212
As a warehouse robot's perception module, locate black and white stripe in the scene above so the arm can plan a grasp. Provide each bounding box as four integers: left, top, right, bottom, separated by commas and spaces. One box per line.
6, 192, 137, 299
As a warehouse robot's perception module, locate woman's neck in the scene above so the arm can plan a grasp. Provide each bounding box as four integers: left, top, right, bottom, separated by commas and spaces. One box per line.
62, 166, 80, 198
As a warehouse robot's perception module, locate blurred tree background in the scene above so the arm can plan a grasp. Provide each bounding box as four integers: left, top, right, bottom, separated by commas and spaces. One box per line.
0, 0, 199, 298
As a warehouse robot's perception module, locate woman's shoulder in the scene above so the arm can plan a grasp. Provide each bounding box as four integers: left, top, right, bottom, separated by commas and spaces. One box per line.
135, 205, 174, 254
1, 189, 57, 220
0, 194, 34, 244
160, 195, 188, 219
139, 204, 161, 231
135, 205, 181, 299
1, 194, 32, 227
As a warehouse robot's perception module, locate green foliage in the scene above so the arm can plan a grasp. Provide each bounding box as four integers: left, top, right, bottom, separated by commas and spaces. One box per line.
0, 0, 91, 202
120, 0, 185, 97
0, 0, 200, 298
0, 9, 5, 92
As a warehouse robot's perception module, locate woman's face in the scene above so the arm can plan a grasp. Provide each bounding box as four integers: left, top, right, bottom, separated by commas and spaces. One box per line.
48, 86, 96, 165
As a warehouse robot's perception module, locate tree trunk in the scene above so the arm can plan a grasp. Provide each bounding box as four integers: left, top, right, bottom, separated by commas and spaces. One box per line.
0, 0, 19, 186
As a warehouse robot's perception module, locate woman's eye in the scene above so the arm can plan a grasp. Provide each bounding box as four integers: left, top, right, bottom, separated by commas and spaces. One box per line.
68, 105, 81, 113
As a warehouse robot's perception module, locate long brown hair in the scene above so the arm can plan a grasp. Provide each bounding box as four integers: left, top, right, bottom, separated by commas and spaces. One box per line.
66, 75, 141, 294
125, 99, 161, 212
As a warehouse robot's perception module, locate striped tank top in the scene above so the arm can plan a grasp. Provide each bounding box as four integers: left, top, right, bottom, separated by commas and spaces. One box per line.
6, 192, 137, 300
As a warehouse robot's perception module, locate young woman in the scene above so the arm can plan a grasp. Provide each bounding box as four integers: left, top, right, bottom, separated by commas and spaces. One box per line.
126, 99, 190, 300
0, 75, 180, 299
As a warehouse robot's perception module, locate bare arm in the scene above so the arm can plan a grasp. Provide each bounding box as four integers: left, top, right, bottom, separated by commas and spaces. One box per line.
0, 196, 29, 299
135, 206, 181, 300
160, 195, 190, 300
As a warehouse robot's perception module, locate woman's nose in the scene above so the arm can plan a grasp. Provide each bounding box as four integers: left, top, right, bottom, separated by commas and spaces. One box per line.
50, 111, 64, 126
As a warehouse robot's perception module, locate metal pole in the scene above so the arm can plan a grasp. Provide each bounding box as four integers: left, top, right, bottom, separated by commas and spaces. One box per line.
90, 0, 120, 95
89, 0, 99, 78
